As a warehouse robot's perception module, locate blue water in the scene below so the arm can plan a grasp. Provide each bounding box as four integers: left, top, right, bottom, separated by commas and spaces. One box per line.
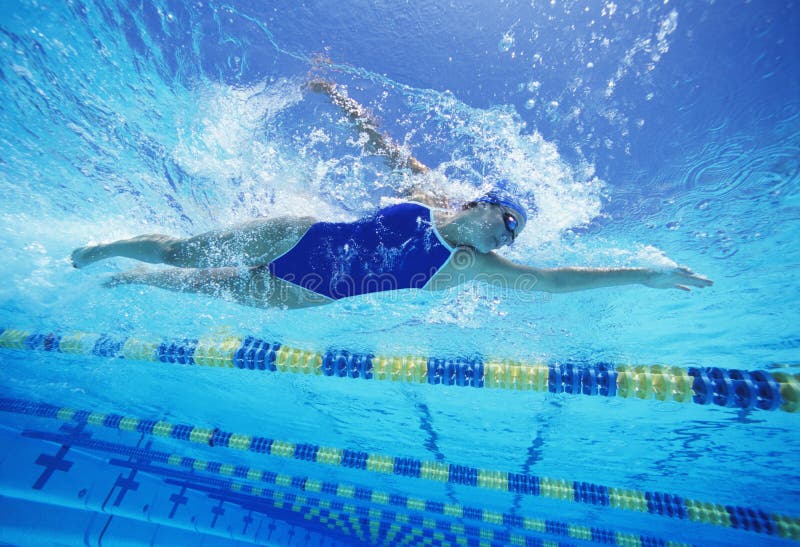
0, 1, 798, 546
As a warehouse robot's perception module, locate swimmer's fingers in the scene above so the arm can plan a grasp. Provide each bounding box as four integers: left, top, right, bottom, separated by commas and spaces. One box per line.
676, 267, 713, 288
645, 267, 713, 290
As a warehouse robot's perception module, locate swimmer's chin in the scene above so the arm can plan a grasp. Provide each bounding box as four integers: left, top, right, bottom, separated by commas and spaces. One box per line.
480, 238, 501, 253
459, 243, 493, 254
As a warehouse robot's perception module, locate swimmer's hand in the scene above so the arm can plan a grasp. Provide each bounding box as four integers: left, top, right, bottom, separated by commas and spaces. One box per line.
307, 78, 335, 95
643, 267, 713, 291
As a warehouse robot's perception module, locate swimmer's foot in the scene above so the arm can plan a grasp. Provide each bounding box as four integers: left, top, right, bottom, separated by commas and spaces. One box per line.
70, 244, 104, 269
103, 266, 150, 288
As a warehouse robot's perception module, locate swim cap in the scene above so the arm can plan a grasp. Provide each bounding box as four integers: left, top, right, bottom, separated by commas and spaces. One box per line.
474, 189, 528, 224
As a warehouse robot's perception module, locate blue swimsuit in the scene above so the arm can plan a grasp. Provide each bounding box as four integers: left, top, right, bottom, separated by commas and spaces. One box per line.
268, 203, 454, 300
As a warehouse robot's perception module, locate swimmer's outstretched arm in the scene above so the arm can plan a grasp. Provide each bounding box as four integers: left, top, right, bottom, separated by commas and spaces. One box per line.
531, 265, 713, 292
459, 251, 713, 292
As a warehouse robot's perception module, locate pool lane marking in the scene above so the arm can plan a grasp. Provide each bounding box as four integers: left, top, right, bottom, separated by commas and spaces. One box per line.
23, 426, 688, 547
1, 398, 796, 541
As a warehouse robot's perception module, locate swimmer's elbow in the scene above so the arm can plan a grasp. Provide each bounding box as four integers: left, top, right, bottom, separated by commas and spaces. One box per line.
528, 269, 564, 292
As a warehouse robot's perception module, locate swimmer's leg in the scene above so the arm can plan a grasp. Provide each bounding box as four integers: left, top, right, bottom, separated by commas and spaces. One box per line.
72, 217, 316, 269
71, 234, 181, 269
105, 266, 332, 309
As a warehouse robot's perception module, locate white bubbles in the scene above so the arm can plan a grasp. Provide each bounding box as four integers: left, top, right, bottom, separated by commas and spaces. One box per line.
526, 80, 541, 92
637, 245, 678, 269
394, 92, 605, 254
307, 127, 331, 145
499, 32, 515, 53
604, 8, 679, 100
168, 78, 349, 223
605, 79, 616, 98
657, 10, 679, 47
586, 244, 678, 270
602, 2, 618, 17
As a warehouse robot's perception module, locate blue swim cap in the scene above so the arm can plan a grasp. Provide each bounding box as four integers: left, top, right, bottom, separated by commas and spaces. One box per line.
474, 189, 528, 224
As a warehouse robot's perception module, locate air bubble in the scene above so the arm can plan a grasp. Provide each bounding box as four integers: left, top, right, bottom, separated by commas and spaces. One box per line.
499, 32, 514, 53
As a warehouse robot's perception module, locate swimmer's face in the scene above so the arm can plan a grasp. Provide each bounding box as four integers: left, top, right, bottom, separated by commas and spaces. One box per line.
462, 203, 526, 252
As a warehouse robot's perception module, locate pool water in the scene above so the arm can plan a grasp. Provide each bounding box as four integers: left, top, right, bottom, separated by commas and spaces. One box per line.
0, 1, 798, 546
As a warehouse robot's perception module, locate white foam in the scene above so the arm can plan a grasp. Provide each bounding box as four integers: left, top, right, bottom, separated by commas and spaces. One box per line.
398, 97, 606, 250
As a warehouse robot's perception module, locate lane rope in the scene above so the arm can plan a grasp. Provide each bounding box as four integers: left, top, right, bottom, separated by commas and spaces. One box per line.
1, 327, 797, 412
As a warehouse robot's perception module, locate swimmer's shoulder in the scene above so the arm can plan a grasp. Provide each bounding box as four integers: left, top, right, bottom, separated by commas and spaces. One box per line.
406, 192, 450, 209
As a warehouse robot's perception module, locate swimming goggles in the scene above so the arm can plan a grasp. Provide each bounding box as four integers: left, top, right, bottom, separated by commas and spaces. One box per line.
501, 210, 519, 241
